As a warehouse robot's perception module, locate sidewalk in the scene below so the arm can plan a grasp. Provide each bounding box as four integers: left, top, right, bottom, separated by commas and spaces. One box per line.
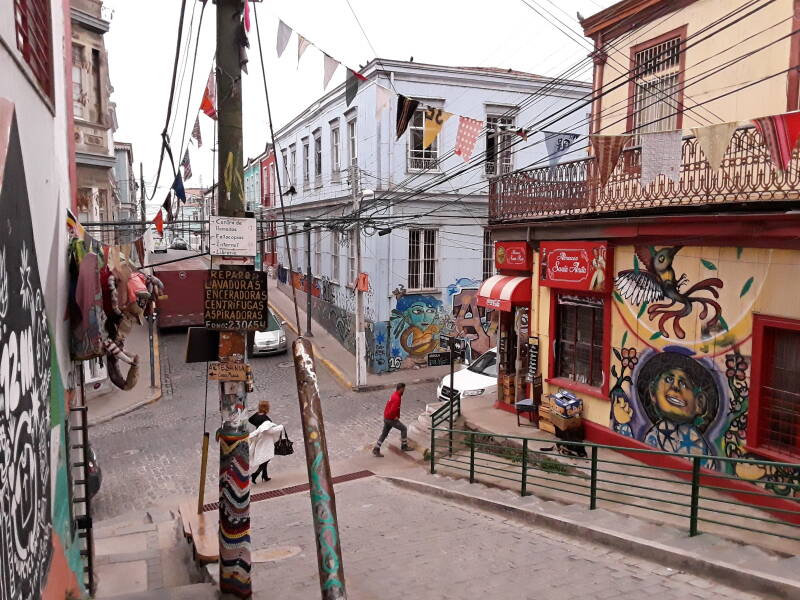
88, 323, 162, 426
267, 279, 452, 392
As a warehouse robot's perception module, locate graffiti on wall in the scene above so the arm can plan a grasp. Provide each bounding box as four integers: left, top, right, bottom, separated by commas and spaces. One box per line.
441, 278, 496, 357
389, 295, 443, 370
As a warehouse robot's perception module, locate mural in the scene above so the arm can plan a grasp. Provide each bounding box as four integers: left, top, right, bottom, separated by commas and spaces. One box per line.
442, 278, 496, 358
389, 295, 443, 369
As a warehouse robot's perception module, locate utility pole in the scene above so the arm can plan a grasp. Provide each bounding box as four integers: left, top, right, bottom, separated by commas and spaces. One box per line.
304, 218, 313, 336
215, 1, 251, 598
139, 162, 146, 224
351, 165, 367, 388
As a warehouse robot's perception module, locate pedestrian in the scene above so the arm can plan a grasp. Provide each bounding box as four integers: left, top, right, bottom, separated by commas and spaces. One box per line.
249, 400, 274, 483
372, 382, 410, 457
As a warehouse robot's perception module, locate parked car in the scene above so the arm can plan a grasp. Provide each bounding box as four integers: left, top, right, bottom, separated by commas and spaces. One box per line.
170, 238, 189, 250
250, 310, 288, 356
87, 444, 102, 499
437, 347, 498, 402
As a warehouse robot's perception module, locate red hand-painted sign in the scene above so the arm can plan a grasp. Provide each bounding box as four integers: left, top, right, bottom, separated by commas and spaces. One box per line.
540, 241, 609, 292
495, 241, 532, 272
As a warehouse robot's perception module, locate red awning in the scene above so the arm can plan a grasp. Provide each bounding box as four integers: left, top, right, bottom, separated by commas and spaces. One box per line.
477, 275, 532, 312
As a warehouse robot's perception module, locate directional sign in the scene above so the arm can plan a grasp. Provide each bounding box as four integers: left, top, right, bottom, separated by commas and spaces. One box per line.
208, 361, 249, 381
209, 216, 257, 257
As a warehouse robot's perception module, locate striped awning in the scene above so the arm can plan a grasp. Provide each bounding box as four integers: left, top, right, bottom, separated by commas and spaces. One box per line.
477, 275, 532, 312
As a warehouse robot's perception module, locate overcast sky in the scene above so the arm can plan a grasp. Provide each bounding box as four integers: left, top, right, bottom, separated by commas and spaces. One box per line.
104, 0, 614, 215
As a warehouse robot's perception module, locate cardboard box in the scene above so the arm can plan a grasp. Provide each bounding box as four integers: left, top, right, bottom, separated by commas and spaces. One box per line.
550, 412, 582, 431
552, 391, 583, 418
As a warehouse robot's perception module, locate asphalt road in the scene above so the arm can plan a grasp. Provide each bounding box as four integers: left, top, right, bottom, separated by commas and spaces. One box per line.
90, 327, 436, 522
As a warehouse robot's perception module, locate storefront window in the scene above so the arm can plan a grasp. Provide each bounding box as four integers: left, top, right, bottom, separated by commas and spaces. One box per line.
555, 294, 604, 388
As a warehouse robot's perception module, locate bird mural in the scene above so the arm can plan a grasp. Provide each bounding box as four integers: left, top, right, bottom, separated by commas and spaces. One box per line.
615, 246, 724, 339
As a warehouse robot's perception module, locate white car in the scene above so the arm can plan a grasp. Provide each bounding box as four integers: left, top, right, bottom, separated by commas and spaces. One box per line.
251, 311, 288, 356
437, 347, 498, 402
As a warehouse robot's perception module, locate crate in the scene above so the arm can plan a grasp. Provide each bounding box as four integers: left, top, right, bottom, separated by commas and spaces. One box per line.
538, 406, 551, 419
550, 412, 582, 431
539, 420, 556, 434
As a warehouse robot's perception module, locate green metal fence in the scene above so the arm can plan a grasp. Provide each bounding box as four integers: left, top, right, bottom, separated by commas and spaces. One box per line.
430, 396, 461, 456
429, 427, 800, 543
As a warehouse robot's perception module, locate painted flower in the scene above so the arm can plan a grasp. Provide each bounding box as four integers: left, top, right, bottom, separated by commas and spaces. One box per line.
621, 347, 638, 370
725, 355, 748, 381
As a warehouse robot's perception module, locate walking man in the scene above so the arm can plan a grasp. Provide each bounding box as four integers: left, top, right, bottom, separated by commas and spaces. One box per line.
373, 383, 410, 457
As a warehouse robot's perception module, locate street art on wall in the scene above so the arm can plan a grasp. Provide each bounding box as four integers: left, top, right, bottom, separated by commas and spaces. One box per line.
442, 278, 496, 358
389, 295, 443, 370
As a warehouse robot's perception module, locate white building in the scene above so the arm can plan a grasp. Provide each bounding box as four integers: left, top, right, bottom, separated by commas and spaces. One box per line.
270, 58, 589, 374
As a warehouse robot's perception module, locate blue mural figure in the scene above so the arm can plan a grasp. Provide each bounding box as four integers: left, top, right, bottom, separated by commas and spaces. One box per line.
389, 295, 442, 368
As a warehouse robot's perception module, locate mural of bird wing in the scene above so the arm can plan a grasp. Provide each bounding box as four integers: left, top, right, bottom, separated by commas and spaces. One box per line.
634, 245, 656, 272
615, 269, 664, 305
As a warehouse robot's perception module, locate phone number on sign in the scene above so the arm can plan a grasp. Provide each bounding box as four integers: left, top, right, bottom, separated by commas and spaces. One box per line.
206, 320, 268, 331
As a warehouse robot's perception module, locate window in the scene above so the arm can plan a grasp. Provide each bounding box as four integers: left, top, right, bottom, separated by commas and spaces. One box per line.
313, 129, 322, 184
485, 115, 514, 176
289, 145, 297, 186
302, 138, 310, 186
554, 295, 605, 389
330, 126, 340, 178
314, 228, 322, 274
281, 149, 289, 185
91, 48, 102, 124
482, 230, 494, 281
289, 226, 299, 269
347, 230, 357, 285
408, 229, 436, 290
407, 108, 439, 171
347, 119, 357, 167
14, 0, 53, 98
630, 30, 684, 138
72, 44, 85, 118
749, 315, 800, 460
331, 231, 340, 282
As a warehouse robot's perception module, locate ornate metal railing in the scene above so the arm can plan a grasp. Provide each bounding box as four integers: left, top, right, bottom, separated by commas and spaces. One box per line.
489, 126, 800, 222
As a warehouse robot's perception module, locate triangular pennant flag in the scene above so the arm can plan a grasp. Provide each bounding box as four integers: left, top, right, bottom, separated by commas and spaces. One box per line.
323, 54, 339, 89
543, 131, 580, 168
192, 115, 203, 147
422, 107, 453, 149
752, 112, 800, 171
375, 85, 392, 119
181, 148, 193, 181
454, 116, 483, 161
640, 130, 682, 187
591, 134, 632, 186
297, 34, 311, 66
396, 95, 420, 141
345, 69, 360, 107
163, 192, 173, 223
243, 0, 250, 32
239, 21, 250, 74
276, 20, 292, 57
692, 122, 737, 171
200, 69, 217, 120
153, 210, 164, 235
172, 172, 186, 203
134, 238, 145, 265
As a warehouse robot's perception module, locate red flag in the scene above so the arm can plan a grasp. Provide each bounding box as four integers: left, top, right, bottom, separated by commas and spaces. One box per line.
200, 69, 217, 120
153, 210, 164, 235
753, 112, 800, 171
243, 0, 251, 32
454, 116, 483, 161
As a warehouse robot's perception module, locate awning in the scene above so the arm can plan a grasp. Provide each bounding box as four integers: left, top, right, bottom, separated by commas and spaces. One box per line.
477, 275, 532, 312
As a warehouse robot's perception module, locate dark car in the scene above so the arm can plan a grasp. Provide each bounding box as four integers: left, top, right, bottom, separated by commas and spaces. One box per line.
170, 238, 189, 250
87, 445, 102, 499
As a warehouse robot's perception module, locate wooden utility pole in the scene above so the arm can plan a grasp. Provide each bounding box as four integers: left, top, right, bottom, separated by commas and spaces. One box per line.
215, 1, 251, 598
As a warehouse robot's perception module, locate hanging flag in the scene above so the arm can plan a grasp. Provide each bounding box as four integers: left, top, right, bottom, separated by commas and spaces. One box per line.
454, 116, 483, 161
692, 122, 737, 171
192, 115, 203, 147
422, 107, 453, 149
172, 172, 186, 203
396, 95, 420, 141
640, 130, 682, 187
134, 238, 145, 266
591, 134, 632, 186
181, 148, 193, 181
323, 54, 339, 89
297, 34, 311, 66
513, 128, 529, 141
243, 0, 251, 32
200, 69, 217, 120
163, 192, 173, 223
375, 85, 392, 119
345, 69, 360, 107
752, 112, 800, 171
276, 20, 292, 57
543, 131, 580, 168
153, 210, 164, 235
239, 21, 250, 74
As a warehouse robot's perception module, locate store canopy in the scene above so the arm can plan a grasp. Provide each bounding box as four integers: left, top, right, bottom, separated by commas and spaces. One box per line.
477, 274, 532, 312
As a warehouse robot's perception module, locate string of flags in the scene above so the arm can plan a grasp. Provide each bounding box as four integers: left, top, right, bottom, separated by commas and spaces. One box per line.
67, 208, 154, 266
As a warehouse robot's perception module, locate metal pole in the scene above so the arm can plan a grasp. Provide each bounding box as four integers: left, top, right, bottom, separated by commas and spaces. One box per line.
304, 219, 313, 336
215, 1, 251, 597
589, 446, 598, 510
430, 425, 436, 474
521, 439, 528, 497
147, 309, 155, 388
352, 166, 366, 388
292, 338, 347, 599
689, 456, 701, 537
448, 338, 455, 455
197, 432, 210, 514
469, 432, 475, 483
139, 161, 146, 225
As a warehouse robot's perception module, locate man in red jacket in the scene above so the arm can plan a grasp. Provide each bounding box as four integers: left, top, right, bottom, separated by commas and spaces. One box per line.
372, 383, 410, 457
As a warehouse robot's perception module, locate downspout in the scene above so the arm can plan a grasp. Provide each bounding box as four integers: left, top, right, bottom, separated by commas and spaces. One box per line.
590, 33, 607, 142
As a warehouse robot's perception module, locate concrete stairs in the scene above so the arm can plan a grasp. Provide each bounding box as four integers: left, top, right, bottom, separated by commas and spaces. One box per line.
381, 470, 800, 600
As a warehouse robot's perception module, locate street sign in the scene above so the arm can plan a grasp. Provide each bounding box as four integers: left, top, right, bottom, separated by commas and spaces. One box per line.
204, 269, 270, 331
440, 335, 468, 361
209, 216, 257, 256
427, 352, 452, 367
208, 361, 249, 381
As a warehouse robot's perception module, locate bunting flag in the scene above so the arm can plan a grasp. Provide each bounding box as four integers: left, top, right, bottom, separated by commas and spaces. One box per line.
134, 238, 145, 266
641, 130, 682, 187
276, 20, 292, 57
200, 69, 217, 120
345, 69, 360, 107
297, 34, 311, 66
422, 107, 453, 149
243, 0, 251, 32
181, 148, 193, 181
514, 128, 529, 141
543, 131, 580, 168
396, 95, 420, 141
192, 115, 203, 147
172, 172, 186, 203
752, 111, 800, 171
692, 122, 737, 171
163, 192, 173, 223
153, 209, 164, 235
591, 134, 632, 186
454, 116, 483, 161
375, 85, 392, 119
323, 54, 339, 89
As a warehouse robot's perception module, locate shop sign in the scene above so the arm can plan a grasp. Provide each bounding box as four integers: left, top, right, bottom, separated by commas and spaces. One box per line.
495, 241, 532, 272
204, 269, 270, 330
540, 241, 609, 293
527, 336, 540, 382
210, 215, 257, 257
208, 361, 249, 381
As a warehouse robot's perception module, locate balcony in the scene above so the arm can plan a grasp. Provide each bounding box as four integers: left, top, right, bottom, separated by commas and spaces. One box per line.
489, 126, 800, 223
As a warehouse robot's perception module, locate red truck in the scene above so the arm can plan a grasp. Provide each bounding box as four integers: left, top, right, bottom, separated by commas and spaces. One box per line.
150, 250, 210, 328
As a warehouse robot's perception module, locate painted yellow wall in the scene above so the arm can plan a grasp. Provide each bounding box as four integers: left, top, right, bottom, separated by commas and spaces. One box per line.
597, 0, 795, 134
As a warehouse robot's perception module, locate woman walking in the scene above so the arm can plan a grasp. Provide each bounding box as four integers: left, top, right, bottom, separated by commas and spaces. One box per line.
249, 401, 274, 483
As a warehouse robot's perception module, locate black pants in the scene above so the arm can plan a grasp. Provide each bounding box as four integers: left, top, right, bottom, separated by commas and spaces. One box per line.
375, 419, 407, 448
252, 461, 270, 481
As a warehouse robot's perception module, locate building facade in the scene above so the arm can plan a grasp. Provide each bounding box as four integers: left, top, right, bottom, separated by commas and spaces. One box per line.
113, 141, 137, 221
1, 0, 88, 597
485, 0, 800, 510
270, 58, 589, 374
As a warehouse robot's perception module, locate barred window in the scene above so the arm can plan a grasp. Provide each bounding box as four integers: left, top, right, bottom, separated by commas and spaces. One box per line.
407, 108, 439, 171
348, 118, 357, 167
302, 139, 310, 185
330, 126, 340, 177
485, 115, 514, 176
408, 229, 436, 290
631, 35, 683, 138
482, 230, 494, 281
313, 130, 322, 182
555, 294, 605, 388
14, 0, 53, 98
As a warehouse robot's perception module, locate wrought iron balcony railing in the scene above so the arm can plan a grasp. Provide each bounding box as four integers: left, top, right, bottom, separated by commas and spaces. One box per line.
489, 126, 800, 223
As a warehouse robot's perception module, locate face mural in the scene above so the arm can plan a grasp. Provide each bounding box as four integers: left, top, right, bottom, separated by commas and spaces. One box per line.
389, 295, 442, 369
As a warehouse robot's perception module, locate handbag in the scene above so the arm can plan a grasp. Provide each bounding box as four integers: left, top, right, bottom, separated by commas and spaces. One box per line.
274, 428, 294, 456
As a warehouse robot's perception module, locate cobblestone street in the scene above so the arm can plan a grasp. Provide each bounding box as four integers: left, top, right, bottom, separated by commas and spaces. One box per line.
90, 329, 435, 521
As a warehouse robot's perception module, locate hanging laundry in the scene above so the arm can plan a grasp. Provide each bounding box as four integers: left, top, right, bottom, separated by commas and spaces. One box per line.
276, 20, 292, 57
297, 34, 311, 66
192, 115, 203, 147
543, 131, 580, 168
200, 69, 217, 120
172, 172, 186, 203
323, 54, 339, 89
346, 69, 360, 107
454, 116, 483, 161
181, 148, 193, 181
375, 85, 392, 119
591, 134, 632, 186
752, 111, 800, 171
153, 209, 164, 235
68, 239, 106, 360
422, 107, 453, 149
396, 95, 420, 141
640, 130, 682, 187
692, 121, 737, 171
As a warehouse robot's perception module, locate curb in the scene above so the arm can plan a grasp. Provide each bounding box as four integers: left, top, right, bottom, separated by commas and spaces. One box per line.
381, 475, 800, 600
